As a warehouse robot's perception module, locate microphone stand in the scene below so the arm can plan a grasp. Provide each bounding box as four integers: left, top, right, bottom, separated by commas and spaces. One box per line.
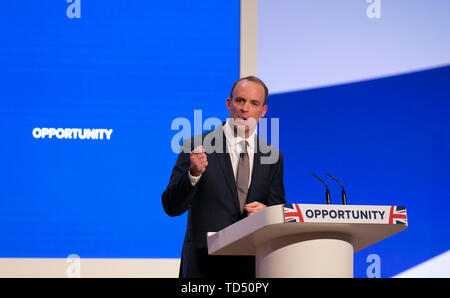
311, 172, 331, 205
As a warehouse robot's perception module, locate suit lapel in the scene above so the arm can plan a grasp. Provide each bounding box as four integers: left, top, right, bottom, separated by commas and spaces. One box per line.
211, 127, 240, 212
247, 137, 261, 203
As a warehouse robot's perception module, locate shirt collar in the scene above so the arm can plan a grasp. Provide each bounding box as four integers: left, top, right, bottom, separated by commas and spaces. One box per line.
223, 118, 256, 152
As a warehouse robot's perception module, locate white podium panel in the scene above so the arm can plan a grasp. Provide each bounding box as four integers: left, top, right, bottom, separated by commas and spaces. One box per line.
207, 204, 407, 278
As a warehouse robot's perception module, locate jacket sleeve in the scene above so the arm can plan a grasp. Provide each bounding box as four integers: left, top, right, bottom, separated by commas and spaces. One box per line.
161, 142, 199, 217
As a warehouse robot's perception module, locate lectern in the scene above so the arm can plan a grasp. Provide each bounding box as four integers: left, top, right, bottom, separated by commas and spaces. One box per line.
207, 204, 407, 277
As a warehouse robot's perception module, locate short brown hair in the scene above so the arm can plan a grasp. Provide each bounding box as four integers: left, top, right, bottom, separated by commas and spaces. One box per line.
230, 76, 269, 105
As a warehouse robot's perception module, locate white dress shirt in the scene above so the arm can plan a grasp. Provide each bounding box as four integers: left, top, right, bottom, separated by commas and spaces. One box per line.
188, 119, 256, 188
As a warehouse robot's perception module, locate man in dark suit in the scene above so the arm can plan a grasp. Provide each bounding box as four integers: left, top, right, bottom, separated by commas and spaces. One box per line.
162, 76, 286, 278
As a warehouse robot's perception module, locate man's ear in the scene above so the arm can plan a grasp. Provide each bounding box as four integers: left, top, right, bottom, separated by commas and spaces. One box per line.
226, 97, 231, 111
261, 104, 268, 117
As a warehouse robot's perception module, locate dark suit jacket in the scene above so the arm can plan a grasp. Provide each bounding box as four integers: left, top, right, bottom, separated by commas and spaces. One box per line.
162, 125, 286, 278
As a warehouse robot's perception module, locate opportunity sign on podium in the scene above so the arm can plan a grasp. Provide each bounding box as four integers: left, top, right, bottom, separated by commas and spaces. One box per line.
207, 204, 408, 277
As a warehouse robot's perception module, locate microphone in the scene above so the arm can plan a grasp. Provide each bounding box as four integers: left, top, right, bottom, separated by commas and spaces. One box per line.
311, 172, 331, 204
327, 173, 347, 205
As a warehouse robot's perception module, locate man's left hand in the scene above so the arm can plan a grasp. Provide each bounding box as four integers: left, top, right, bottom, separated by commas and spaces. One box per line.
244, 201, 267, 216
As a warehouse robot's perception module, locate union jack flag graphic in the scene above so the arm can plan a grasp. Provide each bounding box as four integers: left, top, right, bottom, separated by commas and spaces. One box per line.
284, 204, 304, 223
389, 206, 407, 224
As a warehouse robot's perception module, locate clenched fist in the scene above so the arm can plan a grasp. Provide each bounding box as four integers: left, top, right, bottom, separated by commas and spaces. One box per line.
189, 146, 208, 177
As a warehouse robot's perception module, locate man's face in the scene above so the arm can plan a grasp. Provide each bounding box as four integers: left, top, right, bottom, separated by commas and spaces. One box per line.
226, 80, 268, 137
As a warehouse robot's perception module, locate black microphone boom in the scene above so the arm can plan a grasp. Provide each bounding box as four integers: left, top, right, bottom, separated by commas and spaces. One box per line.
311, 172, 331, 205
327, 173, 347, 205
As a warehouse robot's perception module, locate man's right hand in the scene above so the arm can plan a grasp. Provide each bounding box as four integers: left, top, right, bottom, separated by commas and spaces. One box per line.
189, 146, 208, 177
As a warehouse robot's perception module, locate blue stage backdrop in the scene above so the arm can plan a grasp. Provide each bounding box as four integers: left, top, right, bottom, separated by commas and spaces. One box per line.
1, 1, 449, 279
266, 65, 450, 277
0, 1, 239, 258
